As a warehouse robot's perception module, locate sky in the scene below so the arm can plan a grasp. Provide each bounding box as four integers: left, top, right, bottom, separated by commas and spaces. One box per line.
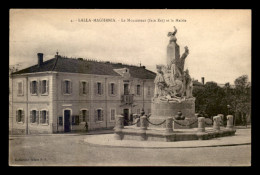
9, 9, 251, 84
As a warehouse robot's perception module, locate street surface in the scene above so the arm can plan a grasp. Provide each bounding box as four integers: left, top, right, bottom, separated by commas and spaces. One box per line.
9, 129, 251, 166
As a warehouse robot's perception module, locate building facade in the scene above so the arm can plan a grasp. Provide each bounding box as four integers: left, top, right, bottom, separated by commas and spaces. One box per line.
9, 53, 156, 134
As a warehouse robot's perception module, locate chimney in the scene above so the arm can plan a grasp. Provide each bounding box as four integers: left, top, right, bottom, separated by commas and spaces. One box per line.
201, 77, 205, 85
37, 53, 43, 67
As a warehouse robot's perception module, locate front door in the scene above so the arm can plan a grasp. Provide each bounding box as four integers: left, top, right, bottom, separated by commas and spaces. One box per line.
123, 109, 129, 126
64, 110, 71, 132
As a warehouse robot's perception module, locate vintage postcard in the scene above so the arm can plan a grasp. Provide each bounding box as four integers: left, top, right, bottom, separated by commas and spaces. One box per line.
9, 9, 251, 166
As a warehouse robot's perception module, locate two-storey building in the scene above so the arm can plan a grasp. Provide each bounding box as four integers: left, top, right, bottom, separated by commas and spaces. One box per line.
9, 53, 156, 134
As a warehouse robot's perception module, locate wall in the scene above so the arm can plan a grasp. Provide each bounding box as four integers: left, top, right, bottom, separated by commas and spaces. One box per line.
10, 71, 155, 134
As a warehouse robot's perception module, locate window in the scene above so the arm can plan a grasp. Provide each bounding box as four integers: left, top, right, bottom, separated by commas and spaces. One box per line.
40, 110, 49, 125
110, 109, 116, 121
63, 80, 72, 94
111, 83, 115, 95
58, 116, 63, 126
30, 81, 38, 95
97, 82, 102, 95
96, 109, 103, 121
80, 81, 88, 95
72, 115, 79, 125
30, 110, 37, 123
137, 109, 140, 114
18, 82, 23, 95
124, 84, 129, 95
41, 80, 48, 95
82, 82, 86, 94
147, 86, 151, 96
16, 109, 24, 123
65, 80, 70, 94
136, 85, 141, 95
80, 110, 89, 122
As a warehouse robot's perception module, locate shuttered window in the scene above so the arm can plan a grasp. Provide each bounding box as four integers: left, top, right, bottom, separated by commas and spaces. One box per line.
16, 109, 24, 123
110, 109, 116, 121
30, 110, 37, 123
79, 81, 89, 95
40, 110, 49, 125
62, 80, 72, 94
95, 109, 103, 121
18, 82, 23, 96
41, 80, 49, 95
30, 81, 38, 95
80, 110, 89, 122
109, 83, 117, 96
97, 82, 102, 95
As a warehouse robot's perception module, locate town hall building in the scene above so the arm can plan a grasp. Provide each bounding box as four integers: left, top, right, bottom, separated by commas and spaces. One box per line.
9, 53, 156, 134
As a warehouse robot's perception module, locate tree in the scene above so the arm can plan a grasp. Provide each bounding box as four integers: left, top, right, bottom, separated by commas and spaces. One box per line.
231, 75, 251, 125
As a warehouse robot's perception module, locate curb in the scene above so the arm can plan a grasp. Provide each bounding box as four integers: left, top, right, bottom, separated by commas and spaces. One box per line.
83, 141, 251, 149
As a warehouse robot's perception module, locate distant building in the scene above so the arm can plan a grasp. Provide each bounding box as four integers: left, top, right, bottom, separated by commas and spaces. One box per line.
9, 53, 156, 134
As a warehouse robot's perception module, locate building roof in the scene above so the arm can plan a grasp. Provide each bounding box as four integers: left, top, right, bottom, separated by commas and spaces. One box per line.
12, 56, 156, 79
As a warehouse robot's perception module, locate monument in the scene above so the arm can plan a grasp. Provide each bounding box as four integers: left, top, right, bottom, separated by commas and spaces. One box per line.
113, 26, 236, 142
149, 26, 196, 129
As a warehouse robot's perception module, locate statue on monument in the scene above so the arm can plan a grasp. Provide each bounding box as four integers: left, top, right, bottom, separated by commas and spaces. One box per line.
153, 26, 194, 102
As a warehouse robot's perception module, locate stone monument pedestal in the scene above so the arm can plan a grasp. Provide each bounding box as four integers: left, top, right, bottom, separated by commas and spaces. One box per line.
149, 97, 196, 129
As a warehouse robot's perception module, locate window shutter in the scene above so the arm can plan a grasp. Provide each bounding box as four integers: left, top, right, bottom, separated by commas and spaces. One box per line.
101, 109, 104, 121
86, 82, 89, 94
101, 83, 104, 95
35, 81, 38, 95
114, 84, 117, 96
94, 109, 97, 121
21, 81, 24, 96
30, 111, 32, 123
39, 80, 42, 94
40, 111, 42, 124
94, 83, 98, 95
16, 110, 18, 122
30, 81, 32, 94
79, 81, 83, 95
62, 80, 65, 94
46, 80, 49, 95
22, 110, 25, 123
36, 111, 39, 124
46, 111, 49, 125
79, 110, 83, 122
108, 83, 111, 95
69, 81, 72, 94
86, 110, 89, 122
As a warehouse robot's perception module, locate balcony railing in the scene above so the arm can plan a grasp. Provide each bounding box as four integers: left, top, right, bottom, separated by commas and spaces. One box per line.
121, 94, 134, 105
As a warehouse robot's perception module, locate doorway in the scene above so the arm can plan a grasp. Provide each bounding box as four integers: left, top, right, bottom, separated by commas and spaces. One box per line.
123, 109, 129, 126
64, 110, 71, 132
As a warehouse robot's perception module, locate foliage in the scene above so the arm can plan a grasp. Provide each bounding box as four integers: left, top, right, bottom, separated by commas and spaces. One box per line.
193, 75, 251, 125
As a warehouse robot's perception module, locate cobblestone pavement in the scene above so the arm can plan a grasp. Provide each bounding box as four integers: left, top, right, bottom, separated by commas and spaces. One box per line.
9, 129, 251, 166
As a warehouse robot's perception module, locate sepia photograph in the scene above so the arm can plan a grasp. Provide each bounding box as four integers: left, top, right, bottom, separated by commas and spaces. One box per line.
9, 9, 251, 166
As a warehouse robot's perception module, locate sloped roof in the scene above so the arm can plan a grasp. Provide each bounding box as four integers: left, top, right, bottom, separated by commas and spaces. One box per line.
12, 57, 156, 79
